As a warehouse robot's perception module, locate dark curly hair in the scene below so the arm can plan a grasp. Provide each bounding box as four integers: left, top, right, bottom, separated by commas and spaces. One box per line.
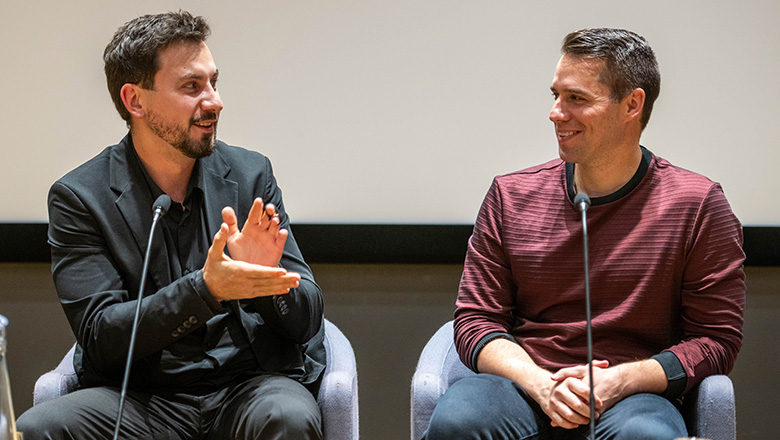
103, 10, 211, 125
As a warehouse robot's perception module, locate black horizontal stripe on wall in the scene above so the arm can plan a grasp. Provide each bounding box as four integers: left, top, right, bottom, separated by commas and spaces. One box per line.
0, 223, 777, 266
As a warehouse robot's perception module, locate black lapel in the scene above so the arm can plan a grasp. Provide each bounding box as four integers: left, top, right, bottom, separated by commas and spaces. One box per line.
110, 135, 172, 293
200, 145, 238, 241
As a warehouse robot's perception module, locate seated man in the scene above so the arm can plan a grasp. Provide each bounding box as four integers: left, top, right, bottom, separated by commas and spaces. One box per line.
424, 28, 744, 440
17, 11, 324, 440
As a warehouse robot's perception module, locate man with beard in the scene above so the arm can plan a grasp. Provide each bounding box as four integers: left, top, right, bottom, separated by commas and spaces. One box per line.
17, 11, 324, 440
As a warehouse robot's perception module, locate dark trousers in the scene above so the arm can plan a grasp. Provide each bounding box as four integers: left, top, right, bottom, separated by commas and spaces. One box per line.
16, 374, 322, 440
423, 374, 688, 440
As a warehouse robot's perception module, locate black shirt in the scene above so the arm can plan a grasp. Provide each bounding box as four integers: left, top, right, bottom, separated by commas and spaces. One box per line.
134, 149, 261, 393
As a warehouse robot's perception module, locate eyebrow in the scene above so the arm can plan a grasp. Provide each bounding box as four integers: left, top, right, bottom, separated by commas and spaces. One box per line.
180, 68, 219, 82
550, 85, 591, 97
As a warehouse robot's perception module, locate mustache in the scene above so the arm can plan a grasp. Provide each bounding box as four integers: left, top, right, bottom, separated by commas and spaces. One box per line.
192, 112, 219, 124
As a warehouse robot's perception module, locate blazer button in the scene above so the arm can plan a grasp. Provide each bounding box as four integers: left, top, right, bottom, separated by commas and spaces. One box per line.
171, 330, 180, 338
177, 326, 186, 333
188, 316, 198, 324
276, 297, 289, 316
183, 321, 192, 329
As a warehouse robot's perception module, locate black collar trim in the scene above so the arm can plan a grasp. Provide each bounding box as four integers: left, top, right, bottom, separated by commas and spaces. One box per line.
566, 146, 652, 205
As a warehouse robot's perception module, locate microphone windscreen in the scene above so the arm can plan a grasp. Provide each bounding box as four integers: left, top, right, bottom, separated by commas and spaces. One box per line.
153, 195, 172, 217
574, 193, 591, 211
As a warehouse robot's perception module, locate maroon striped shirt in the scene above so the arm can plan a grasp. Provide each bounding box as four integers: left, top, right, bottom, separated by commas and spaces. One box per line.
454, 150, 745, 393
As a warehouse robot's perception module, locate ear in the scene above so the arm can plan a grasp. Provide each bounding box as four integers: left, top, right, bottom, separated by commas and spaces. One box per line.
623, 88, 646, 124
119, 83, 146, 120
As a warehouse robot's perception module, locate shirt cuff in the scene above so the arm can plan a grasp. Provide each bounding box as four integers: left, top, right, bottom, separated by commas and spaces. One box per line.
651, 351, 687, 400
191, 270, 226, 314
471, 331, 516, 373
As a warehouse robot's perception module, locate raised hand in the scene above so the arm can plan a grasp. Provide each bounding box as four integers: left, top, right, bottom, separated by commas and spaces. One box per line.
222, 198, 288, 267
203, 222, 300, 301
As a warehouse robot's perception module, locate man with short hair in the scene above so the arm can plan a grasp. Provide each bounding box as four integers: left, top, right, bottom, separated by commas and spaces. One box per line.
423, 28, 744, 439
17, 11, 324, 439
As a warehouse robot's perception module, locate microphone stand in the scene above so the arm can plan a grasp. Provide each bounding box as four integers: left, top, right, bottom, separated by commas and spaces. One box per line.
575, 193, 595, 440
113, 195, 171, 440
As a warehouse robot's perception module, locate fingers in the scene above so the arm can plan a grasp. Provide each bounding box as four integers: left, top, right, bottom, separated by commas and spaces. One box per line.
275, 227, 289, 248
218, 199, 289, 270
262, 204, 281, 236
251, 198, 280, 225
232, 259, 293, 278
245, 198, 265, 227
209, 223, 229, 258
263, 203, 278, 222
548, 378, 594, 428
204, 223, 230, 301
552, 368, 605, 414
551, 360, 609, 381
259, 269, 300, 294
257, 273, 300, 295
551, 365, 586, 381
230, 261, 300, 297
222, 207, 240, 236
548, 402, 589, 428
566, 376, 603, 409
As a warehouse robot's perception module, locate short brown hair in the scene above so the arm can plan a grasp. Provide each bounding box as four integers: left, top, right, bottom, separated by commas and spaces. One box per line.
562, 28, 660, 130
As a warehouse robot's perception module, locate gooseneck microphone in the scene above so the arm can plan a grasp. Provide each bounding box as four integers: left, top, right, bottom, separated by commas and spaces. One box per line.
574, 192, 595, 440
113, 195, 171, 440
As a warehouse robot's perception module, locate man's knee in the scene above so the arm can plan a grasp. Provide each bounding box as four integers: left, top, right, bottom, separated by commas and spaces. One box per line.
424, 374, 540, 440
600, 394, 688, 440
614, 416, 686, 440
424, 404, 490, 440
236, 376, 322, 440
17, 401, 76, 440
262, 398, 321, 439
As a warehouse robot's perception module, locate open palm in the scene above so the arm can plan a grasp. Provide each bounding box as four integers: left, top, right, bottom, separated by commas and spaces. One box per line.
222, 198, 287, 267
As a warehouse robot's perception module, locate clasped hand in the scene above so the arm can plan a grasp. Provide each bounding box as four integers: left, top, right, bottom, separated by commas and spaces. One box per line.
203, 198, 301, 301
537, 360, 628, 429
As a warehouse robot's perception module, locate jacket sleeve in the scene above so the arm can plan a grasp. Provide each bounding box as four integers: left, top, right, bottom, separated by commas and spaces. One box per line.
241, 155, 323, 344
48, 180, 220, 378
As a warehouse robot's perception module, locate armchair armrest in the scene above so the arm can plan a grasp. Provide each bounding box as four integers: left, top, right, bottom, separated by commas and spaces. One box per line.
682, 374, 736, 440
33, 343, 78, 406
411, 321, 474, 440
319, 319, 359, 440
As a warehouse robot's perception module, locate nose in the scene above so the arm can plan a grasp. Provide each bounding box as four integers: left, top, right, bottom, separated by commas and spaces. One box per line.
201, 84, 223, 114
549, 97, 566, 123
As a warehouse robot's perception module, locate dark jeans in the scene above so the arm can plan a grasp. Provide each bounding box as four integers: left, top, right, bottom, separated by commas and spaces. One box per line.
423, 374, 688, 440
16, 374, 322, 440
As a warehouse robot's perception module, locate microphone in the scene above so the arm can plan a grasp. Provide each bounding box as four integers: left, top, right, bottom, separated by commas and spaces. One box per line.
574, 192, 591, 214
152, 195, 172, 220
113, 195, 171, 440
574, 192, 595, 440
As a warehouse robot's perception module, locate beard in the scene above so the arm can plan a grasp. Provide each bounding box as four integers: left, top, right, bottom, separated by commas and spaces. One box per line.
146, 109, 218, 159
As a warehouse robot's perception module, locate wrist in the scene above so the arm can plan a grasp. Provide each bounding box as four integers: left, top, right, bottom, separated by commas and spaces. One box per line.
614, 360, 666, 396
202, 266, 225, 302
509, 362, 553, 403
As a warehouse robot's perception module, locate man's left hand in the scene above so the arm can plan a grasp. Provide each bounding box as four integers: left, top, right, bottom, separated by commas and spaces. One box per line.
222, 198, 288, 267
551, 359, 667, 417
551, 361, 627, 417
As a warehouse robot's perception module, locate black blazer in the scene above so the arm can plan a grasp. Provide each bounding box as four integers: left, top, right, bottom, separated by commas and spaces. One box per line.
47, 134, 325, 391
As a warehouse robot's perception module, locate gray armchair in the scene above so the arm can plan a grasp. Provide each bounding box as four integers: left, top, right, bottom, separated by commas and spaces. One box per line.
411, 320, 736, 440
34, 318, 359, 440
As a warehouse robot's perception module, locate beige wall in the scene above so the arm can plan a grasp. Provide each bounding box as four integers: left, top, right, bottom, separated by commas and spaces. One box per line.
3, 1, 780, 226
1, 263, 777, 439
